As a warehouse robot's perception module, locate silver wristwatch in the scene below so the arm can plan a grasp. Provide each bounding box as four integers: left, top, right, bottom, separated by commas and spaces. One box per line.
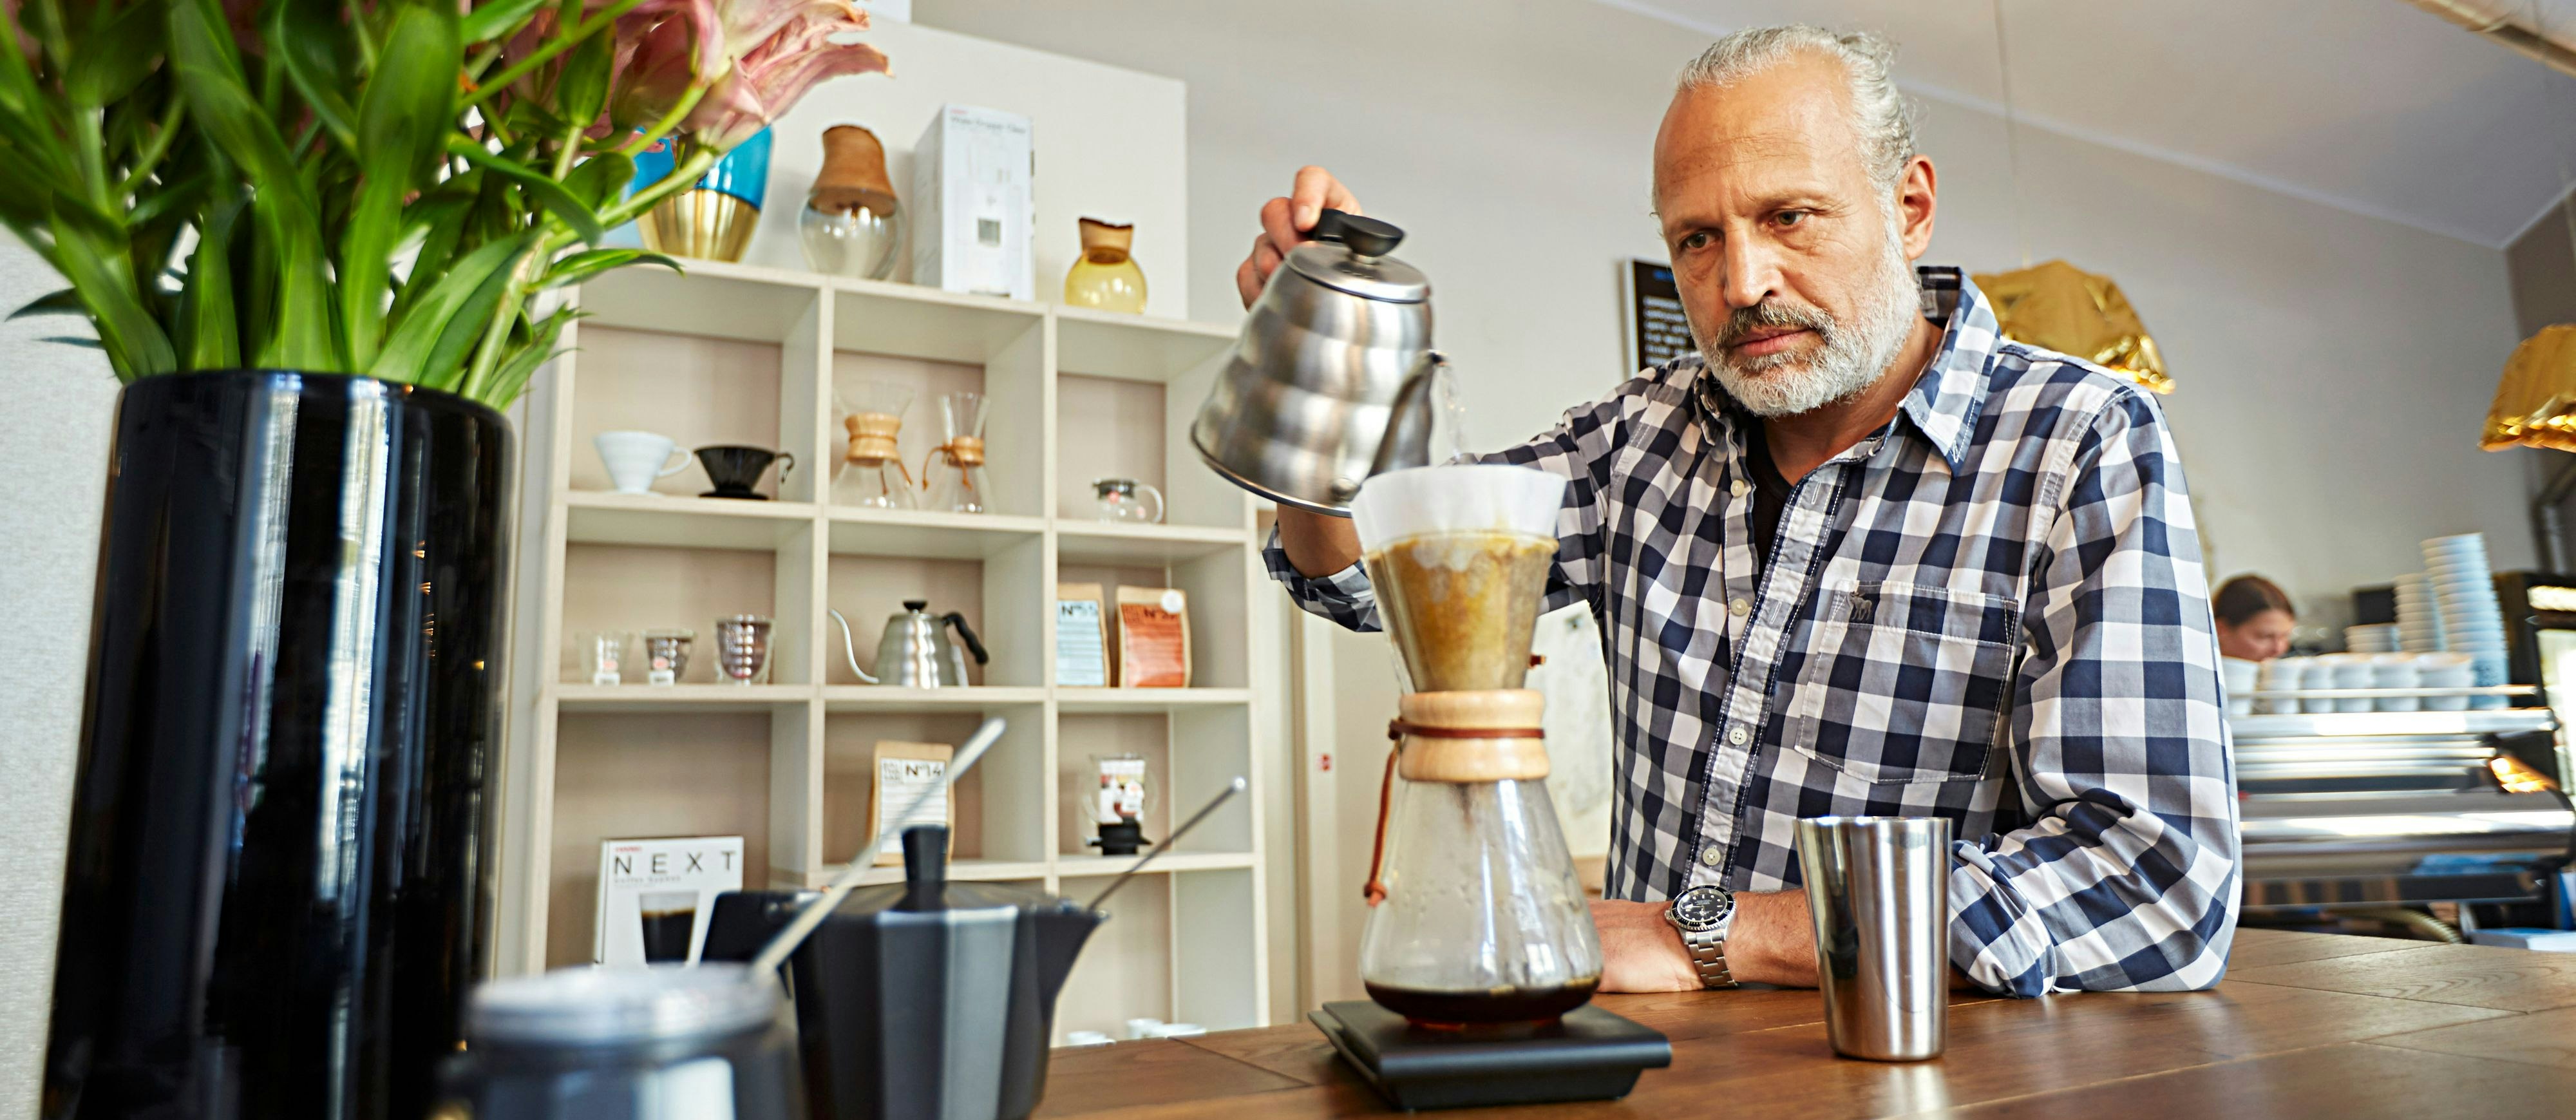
1664, 884, 1738, 989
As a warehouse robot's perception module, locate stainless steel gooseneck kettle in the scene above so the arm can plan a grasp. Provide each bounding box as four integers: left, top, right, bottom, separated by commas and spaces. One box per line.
1190, 209, 1447, 515
829, 600, 989, 687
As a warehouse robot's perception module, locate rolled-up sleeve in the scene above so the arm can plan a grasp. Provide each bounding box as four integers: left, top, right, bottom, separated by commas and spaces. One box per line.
1264, 535, 1383, 632
1950, 388, 2240, 996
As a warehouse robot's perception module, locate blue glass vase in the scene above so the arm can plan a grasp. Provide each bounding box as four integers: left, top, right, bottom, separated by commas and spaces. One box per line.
630, 129, 773, 262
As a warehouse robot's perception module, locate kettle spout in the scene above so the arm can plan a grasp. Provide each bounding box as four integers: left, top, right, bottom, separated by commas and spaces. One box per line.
1031, 904, 1107, 1020
1367, 350, 1449, 479
827, 607, 880, 684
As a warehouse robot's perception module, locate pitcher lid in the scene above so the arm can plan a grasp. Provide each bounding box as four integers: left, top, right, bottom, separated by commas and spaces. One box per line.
1285, 210, 1428, 303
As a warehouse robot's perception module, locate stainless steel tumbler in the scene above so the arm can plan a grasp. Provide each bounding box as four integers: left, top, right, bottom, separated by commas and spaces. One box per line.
1794, 815, 1953, 1061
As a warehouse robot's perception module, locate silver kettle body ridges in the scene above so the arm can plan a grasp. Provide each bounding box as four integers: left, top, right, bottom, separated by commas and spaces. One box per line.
830, 600, 989, 687
1191, 209, 1446, 515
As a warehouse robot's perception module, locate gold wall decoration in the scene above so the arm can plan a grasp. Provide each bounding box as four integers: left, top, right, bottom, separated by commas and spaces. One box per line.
2483, 324, 2576, 452
1971, 260, 2173, 395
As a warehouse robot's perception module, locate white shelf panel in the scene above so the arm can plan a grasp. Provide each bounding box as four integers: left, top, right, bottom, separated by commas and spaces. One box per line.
553, 683, 811, 711
564, 491, 813, 550
832, 280, 1046, 365
1056, 688, 1253, 713
577, 260, 823, 345
821, 685, 1048, 712
826, 507, 1047, 559
1056, 522, 1251, 565
1056, 851, 1257, 877
800, 858, 1054, 889
1056, 307, 1237, 383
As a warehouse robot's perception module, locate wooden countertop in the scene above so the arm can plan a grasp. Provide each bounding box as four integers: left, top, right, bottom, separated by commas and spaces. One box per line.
1036, 929, 2576, 1119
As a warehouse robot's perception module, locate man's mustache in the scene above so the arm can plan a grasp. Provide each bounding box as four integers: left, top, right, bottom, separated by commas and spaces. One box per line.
1714, 300, 1836, 350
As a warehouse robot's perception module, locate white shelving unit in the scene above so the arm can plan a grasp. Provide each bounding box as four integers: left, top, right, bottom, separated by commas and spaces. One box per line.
495, 258, 1269, 1039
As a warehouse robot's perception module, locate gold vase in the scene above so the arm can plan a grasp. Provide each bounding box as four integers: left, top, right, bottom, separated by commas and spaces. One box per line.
1065, 218, 1147, 314
641, 189, 761, 263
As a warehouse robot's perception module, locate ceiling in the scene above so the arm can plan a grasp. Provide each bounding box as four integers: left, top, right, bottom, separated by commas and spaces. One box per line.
1596, 0, 2576, 248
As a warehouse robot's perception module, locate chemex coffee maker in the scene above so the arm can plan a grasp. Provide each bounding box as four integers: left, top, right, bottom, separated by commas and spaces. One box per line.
1309, 464, 1672, 1110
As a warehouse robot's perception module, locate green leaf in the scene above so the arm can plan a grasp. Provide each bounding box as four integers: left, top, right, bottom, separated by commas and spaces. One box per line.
39, 336, 108, 350
562, 151, 633, 211
459, 0, 551, 45
478, 303, 581, 407
177, 195, 243, 369
48, 206, 176, 379
65, 1, 164, 107
535, 247, 674, 290
343, 2, 461, 370
9, 289, 87, 319
169, 0, 337, 369
445, 135, 607, 245
370, 233, 530, 386
269, 0, 359, 150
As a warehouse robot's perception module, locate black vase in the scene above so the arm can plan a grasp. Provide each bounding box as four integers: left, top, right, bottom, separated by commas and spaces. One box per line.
43, 370, 513, 1119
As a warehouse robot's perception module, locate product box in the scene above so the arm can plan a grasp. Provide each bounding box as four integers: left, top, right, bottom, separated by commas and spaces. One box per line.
1056, 582, 1111, 687
594, 835, 744, 967
866, 740, 957, 866
910, 104, 1034, 299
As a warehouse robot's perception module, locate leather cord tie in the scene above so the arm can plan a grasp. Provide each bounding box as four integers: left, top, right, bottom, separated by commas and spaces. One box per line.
1361, 719, 1546, 907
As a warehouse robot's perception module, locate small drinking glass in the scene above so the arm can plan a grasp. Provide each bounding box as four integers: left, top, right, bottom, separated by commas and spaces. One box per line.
715, 615, 774, 685
582, 631, 630, 686
642, 628, 694, 686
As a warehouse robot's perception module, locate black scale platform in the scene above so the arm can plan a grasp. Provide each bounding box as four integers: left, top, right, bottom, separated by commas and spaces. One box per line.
1309, 1001, 1672, 1110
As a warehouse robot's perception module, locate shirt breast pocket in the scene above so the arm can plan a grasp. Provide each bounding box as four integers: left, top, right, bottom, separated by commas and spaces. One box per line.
1787, 580, 2021, 784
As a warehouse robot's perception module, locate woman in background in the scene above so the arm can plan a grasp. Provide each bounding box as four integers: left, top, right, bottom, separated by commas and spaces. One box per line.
2215, 574, 2297, 661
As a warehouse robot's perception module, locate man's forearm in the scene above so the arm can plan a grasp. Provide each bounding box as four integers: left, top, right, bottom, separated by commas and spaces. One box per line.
1278, 506, 1363, 576
1718, 889, 1817, 985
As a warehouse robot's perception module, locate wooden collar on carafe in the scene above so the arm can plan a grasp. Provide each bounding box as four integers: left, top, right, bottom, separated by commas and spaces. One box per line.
844, 412, 902, 464
1364, 688, 1547, 907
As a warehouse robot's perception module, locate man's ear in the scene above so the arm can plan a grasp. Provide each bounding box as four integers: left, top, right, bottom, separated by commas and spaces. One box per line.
1898, 156, 1937, 260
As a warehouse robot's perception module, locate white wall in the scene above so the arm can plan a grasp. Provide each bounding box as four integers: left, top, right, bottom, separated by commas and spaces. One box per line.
916, 0, 2544, 1006
0, 234, 118, 1119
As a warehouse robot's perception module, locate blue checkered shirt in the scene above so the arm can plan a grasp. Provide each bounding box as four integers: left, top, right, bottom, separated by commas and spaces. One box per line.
1269, 267, 2239, 996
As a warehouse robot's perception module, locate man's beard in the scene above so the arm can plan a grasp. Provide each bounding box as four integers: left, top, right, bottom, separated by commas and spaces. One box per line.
1696, 214, 1922, 419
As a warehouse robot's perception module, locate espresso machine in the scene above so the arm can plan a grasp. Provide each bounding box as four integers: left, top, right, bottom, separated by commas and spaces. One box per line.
1306, 464, 1671, 1110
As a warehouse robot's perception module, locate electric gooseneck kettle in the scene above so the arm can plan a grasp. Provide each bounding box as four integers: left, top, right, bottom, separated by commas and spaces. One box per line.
1189, 209, 1448, 513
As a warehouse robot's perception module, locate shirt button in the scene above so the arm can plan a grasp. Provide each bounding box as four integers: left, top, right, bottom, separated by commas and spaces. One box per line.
1729, 597, 1750, 618
1699, 844, 1723, 868
1727, 726, 1748, 746
1729, 478, 1750, 498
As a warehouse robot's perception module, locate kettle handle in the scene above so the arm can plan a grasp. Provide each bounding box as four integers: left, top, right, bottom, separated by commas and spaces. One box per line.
826, 608, 880, 684
943, 612, 990, 665
1366, 350, 1449, 479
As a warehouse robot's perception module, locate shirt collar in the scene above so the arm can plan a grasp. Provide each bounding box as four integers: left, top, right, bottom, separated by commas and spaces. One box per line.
1693, 265, 1994, 472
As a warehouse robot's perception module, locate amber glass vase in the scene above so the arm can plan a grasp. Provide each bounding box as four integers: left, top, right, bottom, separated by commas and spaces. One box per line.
1063, 218, 1146, 313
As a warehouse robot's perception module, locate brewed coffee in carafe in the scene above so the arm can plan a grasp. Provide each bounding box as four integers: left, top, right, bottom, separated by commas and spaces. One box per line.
1351, 466, 1601, 1026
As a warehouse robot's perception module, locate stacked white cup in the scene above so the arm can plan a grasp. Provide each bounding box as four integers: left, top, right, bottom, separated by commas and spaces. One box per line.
2422, 534, 2510, 709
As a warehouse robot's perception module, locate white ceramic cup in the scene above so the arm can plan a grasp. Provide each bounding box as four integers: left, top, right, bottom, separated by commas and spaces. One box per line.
595, 430, 690, 495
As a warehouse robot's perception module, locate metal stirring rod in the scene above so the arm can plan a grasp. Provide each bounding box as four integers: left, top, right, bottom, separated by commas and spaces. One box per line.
1086, 777, 1248, 911
750, 717, 1006, 975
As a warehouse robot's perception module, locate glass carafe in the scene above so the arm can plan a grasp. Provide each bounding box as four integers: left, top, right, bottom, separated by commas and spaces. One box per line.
1063, 218, 1146, 314
923, 391, 992, 514
835, 381, 915, 509
1359, 690, 1602, 1025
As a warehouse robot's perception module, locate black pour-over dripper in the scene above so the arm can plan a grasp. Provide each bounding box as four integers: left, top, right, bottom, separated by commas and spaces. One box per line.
697, 445, 795, 500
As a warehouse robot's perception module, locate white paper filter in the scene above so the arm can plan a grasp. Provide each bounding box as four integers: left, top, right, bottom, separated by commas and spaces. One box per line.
1350, 464, 1566, 553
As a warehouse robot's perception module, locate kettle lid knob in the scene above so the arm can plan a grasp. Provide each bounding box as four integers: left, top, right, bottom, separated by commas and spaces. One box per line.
1312, 208, 1405, 258
902, 598, 929, 612
902, 824, 949, 897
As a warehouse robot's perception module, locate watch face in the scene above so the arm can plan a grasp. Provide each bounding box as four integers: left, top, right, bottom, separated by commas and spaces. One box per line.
1669, 885, 1734, 931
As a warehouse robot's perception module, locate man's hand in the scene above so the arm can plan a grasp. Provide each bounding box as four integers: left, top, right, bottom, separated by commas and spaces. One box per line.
1235, 166, 1361, 309
1591, 891, 1820, 992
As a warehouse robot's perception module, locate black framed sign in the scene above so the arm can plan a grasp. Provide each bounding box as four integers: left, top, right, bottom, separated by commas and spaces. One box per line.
1628, 259, 1690, 374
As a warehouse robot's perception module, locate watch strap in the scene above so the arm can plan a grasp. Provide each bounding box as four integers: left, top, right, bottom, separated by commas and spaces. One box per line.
1681, 929, 1736, 989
